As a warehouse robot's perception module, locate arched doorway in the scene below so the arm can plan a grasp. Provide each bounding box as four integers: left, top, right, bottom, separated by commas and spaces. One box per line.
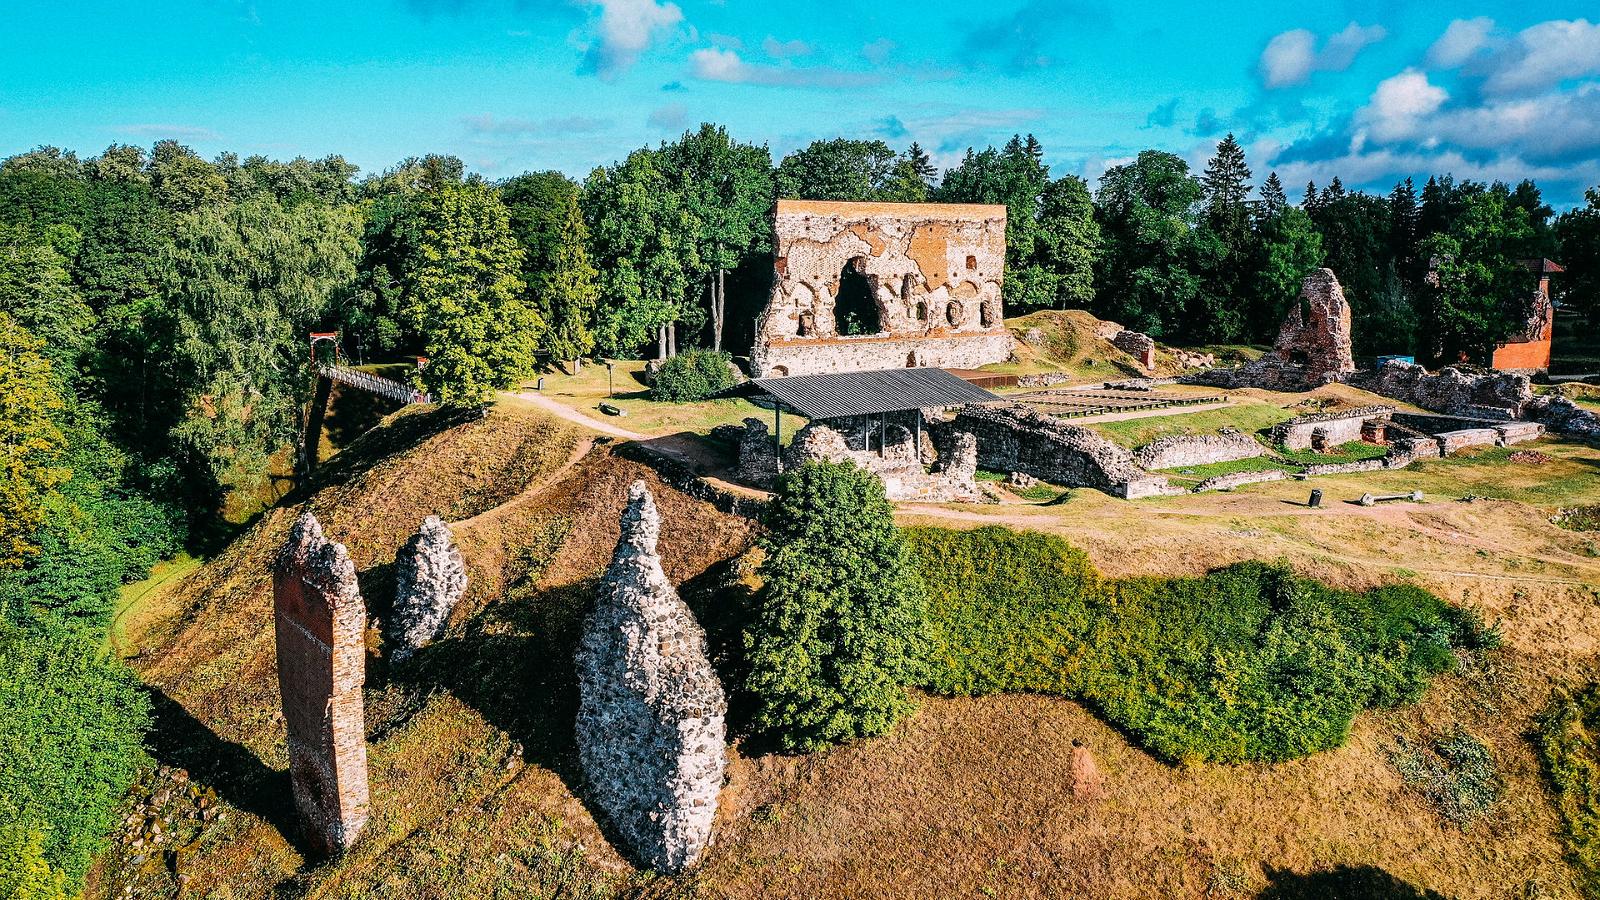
834, 258, 881, 336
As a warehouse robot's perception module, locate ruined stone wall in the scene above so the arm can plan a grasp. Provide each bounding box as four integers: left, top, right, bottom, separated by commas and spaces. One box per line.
1525, 395, 1600, 442
752, 200, 1014, 377
729, 416, 980, 502
1270, 407, 1395, 450
386, 516, 467, 662
1491, 287, 1554, 373
1110, 330, 1156, 370
943, 403, 1175, 498
1345, 362, 1532, 420
1192, 469, 1288, 492
575, 482, 726, 874
1132, 429, 1262, 470
1189, 269, 1354, 391
272, 511, 370, 856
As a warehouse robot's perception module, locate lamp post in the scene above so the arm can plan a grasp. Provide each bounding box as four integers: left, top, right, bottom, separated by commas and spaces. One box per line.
605, 361, 615, 399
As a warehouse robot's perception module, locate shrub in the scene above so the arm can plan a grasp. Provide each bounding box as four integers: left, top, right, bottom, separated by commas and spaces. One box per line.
744, 461, 928, 752
1536, 684, 1600, 897
651, 349, 734, 403
908, 526, 1476, 764
0, 624, 150, 887
1387, 728, 1500, 829
0, 826, 68, 900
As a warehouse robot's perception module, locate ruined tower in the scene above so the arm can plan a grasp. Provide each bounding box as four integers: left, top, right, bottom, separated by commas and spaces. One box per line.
1273, 268, 1355, 381
574, 481, 727, 873
273, 511, 370, 856
386, 515, 467, 661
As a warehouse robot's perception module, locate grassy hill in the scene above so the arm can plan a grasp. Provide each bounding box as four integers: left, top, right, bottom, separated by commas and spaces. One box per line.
988, 309, 1264, 382
91, 398, 1600, 900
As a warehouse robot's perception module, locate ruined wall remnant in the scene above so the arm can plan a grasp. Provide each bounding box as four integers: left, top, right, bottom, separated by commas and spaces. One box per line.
1190, 269, 1354, 391
1131, 429, 1263, 470
386, 515, 467, 661
1346, 362, 1533, 420
1110, 330, 1156, 370
272, 511, 370, 856
944, 403, 1177, 498
1268, 406, 1396, 451
728, 415, 981, 502
752, 200, 1015, 377
575, 482, 727, 874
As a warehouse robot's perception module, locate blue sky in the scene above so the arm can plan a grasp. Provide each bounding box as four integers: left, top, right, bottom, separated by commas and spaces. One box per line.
3, 0, 1598, 205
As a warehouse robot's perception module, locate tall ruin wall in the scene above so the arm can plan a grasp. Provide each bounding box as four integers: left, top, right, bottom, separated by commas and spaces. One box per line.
752, 200, 1015, 378
272, 511, 370, 856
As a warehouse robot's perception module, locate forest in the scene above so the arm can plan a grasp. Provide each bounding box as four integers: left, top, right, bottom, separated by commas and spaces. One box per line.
1, 125, 1599, 894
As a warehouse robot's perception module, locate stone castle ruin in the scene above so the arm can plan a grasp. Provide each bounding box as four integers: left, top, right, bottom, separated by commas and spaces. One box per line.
385, 515, 468, 661
751, 200, 1016, 378
272, 511, 371, 856
574, 482, 727, 873
1195, 268, 1355, 391
728, 415, 982, 502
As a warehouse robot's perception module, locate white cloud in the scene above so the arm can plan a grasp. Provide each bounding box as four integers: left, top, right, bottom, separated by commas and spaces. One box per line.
647, 102, 688, 130
1427, 17, 1495, 68
861, 38, 896, 65
116, 124, 221, 142
688, 47, 880, 88
1484, 18, 1600, 95
762, 36, 812, 58
1259, 21, 1387, 88
580, 0, 684, 80
1360, 68, 1447, 142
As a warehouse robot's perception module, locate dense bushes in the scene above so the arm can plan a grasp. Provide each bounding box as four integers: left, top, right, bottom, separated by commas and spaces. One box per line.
0, 625, 150, 889
744, 461, 928, 752
1536, 684, 1600, 897
908, 526, 1481, 764
0, 826, 68, 900
650, 349, 734, 403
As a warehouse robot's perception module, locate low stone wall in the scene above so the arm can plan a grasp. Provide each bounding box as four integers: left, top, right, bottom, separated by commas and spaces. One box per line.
727, 416, 980, 502
1133, 429, 1263, 470
1525, 395, 1600, 441
1495, 421, 1545, 445
1270, 406, 1394, 450
1436, 428, 1501, 455
1110, 330, 1155, 369
1193, 469, 1288, 492
1016, 371, 1076, 388
1301, 458, 1386, 476
943, 402, 1175, 498
1345, 362, 1531, 420
753, 331, 1014, 378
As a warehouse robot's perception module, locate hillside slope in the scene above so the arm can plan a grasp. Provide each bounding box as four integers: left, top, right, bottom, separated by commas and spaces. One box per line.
91, 398, 1596, 900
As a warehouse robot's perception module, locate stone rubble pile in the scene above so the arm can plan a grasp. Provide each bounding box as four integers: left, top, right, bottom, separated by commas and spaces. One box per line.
386, 515, 468, 661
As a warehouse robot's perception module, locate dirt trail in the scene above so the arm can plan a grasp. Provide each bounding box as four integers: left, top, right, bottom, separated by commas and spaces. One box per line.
511, 389, 646, 440
450, 436, 595, 532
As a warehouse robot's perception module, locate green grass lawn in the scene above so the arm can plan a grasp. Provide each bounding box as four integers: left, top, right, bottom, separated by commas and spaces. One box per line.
1089, 402, 1294, 448
1157, 455, 1295, 486
1273, 440, 1390, 466
516, 360, 797, 437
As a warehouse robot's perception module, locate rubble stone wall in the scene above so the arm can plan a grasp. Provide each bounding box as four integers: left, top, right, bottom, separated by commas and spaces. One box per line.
272, 511, 370, 856
944, 403, 1175, 498
1189, 268, 1354, 391
752, 200, 1015, 377
1192, 469, 1288, 492
1436, 428, 1501, 455
1132, 429, 1263, 469
575, 482, 727, 874
1110, 330, 1156, 370
730, 415, 980, 502
1270, 406, 1394, 450
1345, 362, 1532, 420
386, 516, 467, 661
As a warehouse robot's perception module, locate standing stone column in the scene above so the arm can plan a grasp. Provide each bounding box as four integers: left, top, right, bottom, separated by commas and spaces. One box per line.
273, 511, 370, 856
575, 481, 727, 873
386, 515, 467, 661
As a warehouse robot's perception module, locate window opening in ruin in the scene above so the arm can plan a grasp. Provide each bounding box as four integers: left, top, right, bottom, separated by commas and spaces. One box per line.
1289, 349, 1311, 365
797, 310, 814, 337
907, 352, 918, 367
966, 255, 977, 270
834, 258, 881, 336
946, 302, 962, 327
900, 273, 914, 302
915, 301, 927, 321
980, 301, 995, 328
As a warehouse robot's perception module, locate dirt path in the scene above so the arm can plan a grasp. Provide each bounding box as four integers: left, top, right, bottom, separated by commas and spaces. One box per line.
451, 436, 596, 532
510, 389, 646, 440
1059, 399, 1231, 425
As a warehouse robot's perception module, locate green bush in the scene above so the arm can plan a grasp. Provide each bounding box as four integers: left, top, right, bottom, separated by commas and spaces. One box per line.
0, 826, 68, 900
744, 461, 929, 752
650, 349, 735, 403
908, 526, 1477, 764
0, 624, 150, 887
1536, 684, 1600, 898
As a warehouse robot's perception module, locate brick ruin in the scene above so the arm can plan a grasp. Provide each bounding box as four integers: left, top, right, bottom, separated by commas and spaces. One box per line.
385, 515, 468, 662
751, 200, 1015, 378
272, 511, 370, 856
1194, 268, 1355, 391
574, 482, 727, 874
1489, 258, 1562, 374
725, 414, 981, 502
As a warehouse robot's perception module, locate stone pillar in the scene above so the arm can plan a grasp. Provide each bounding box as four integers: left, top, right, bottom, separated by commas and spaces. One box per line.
574, 482, 727, 873
386, 515, 467, 661
273, 511, 370, 856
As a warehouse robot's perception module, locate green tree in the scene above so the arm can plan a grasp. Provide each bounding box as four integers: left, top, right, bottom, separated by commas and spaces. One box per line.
582, 148, 700, 358
1259, 172, 1288, 219
660, 124, 775, 351
0, 624, 150, 888
1191, 134, 1255, 342
0, 826, 69, 900
744, 461, 928, 752
1555, 186, 1600, 326
397, 181, 542, 406
0, 316, 67, 571
1093, 150, 1204, 337
1031, 175, 1101, 309
147, 141, 228, 211
501, 172, 600, 364
0, 225, 96, 376
773, 138, 899, 201
1417, 188, 1538, 365
936, 136, 1054, 310
1251, 207, 1324, 336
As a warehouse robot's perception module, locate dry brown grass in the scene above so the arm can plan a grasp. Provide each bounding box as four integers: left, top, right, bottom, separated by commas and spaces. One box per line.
91, 395, 1600, 900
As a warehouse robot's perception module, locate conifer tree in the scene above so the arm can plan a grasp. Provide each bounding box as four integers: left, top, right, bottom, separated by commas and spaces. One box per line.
1259, 172, 1287, 220
540, 197, 599, 365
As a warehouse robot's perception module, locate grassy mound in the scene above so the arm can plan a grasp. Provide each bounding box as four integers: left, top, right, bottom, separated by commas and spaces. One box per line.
1537, 685, 1600, 898
909, 525, 1487, 764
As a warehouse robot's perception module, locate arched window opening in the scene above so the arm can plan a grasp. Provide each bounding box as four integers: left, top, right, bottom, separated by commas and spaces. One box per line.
835, 258, 881, 336
946, 301, 963, 327
980, 301, 996, 329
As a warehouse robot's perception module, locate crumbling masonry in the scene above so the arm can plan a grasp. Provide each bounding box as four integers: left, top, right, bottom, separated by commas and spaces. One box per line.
273, 511, 370, 856
386, 515, 468, 661
1193, 268, 1355, 391
752, 200, 1015, 377
575, 482, 727, 874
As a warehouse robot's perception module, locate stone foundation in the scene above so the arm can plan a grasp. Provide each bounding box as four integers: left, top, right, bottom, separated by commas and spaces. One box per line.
574, 482, 727, 874
1346, 362, 1531, 420
272, 512, 370, 856
1132, 429, 1263, 469
1436, 428, 1501, 455
753, 331, 1015, 379
944, 403, 1176, 498
730, 415, 980, 502
1269, 406, 1395, 451
1193, 469, 1288, 492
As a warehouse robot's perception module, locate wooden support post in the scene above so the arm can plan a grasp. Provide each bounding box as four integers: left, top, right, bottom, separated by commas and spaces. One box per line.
774, 402, 783, 476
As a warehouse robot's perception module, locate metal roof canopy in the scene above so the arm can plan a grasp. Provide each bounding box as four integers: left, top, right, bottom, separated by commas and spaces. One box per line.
747, 367, 1003, 420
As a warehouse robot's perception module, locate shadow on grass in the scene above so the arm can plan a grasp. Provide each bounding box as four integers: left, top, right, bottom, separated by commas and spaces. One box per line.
322, 383, 405, 453
1257, 865, 1455, 900
143, 689, 306, 856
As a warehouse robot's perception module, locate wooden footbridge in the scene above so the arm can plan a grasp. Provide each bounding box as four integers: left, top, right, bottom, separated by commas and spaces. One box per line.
301, 363, 431, 473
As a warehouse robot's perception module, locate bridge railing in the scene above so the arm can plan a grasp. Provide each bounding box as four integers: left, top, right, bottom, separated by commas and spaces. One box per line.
318, 365, 431, 405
